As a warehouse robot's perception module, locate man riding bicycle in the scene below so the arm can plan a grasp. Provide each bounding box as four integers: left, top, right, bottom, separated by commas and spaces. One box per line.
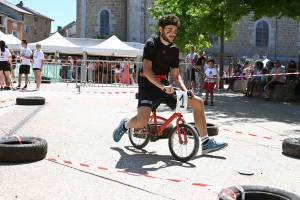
113, 14, 228, 154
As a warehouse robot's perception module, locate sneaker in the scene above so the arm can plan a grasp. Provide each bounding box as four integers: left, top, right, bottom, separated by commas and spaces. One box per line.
113, 118, 129, 142
211, 102, 214, 106
204, 101, 208, 105
195, 91, 202, 96
202, 139, 228, 154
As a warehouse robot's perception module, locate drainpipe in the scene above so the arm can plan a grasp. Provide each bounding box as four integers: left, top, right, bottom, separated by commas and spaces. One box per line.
144, 0, 146, 43
125, 0, 128, 41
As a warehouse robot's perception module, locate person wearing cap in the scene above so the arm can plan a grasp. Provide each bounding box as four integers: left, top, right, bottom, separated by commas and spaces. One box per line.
112, 14, 228, 154
32, 43, 44, 91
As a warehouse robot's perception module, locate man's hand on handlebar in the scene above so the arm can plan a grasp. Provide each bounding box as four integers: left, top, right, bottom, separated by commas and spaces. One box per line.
187, 90, 194, 99
162, 85, 174, 94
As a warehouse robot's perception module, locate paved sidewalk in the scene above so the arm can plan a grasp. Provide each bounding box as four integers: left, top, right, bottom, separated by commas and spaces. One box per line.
0, 84, 299, 199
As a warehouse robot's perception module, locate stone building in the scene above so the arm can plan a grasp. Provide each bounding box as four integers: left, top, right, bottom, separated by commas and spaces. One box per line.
77, 0, 300, 60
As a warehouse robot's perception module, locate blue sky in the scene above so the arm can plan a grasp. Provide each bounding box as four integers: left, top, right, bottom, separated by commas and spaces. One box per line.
9, 0, 76, 33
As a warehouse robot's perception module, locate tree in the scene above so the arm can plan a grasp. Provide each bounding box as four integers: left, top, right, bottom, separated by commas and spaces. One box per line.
149, 0, 250, 88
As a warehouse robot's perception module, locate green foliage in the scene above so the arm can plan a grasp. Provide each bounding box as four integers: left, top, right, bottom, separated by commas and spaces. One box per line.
149, 0, 249, 53
94, 34, 106, 39
238, 0, 300, 21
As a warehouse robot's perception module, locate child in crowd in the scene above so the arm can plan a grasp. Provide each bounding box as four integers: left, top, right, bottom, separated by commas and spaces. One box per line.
256, 68, 268, 93
203, 60, 218, 106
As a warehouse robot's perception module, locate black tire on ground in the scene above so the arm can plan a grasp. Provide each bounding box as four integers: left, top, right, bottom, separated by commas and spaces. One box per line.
0, 136, 48, 163
16, 96, 45, 105
168, 123, 199, 162
128, 124, 150, 149
282, 138, 300, 158
149, 121, 174, 139
188, 122, 219, 136
218, 185, 300, 200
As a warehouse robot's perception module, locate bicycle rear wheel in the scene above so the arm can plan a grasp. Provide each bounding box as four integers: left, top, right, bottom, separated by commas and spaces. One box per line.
168, 123, 199, 162
128, 124, 150, 149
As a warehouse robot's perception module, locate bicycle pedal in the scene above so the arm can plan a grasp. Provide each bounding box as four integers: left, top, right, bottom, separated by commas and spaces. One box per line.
149, 135, 159, 142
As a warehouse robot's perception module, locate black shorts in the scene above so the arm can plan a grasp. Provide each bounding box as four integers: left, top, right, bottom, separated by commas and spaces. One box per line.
19, 65, 30, 74
191, 68, 196, 81
33, 68, 41, 71
138, 77, 176, 110
0, 61, 10, 71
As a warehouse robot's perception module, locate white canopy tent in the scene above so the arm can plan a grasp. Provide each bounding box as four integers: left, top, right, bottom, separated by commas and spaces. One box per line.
66, 38, 104, 48
0, 31, 21, 50
28, 32, 83, 54
84, 35, 143, 57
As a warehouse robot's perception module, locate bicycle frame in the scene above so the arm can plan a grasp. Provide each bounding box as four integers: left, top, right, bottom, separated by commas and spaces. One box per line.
149, 111, 187, 143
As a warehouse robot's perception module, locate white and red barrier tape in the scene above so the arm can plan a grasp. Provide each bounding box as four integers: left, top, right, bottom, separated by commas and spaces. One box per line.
0, 99, 15, 109
222, 128, 284, 142
46, 157, 223, 190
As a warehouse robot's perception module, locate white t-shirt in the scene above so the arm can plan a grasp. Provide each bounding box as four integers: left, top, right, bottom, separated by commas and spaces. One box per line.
0, 48, 11, 61
33, 51, 44, 69
204, 67, 218, 82
20, 47, 32, 65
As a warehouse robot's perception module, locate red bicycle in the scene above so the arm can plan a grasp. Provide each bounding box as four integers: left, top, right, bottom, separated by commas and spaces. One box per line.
128, 91, 200, 162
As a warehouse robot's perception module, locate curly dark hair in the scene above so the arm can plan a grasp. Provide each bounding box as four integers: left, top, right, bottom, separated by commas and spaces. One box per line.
158, 14, 180, 28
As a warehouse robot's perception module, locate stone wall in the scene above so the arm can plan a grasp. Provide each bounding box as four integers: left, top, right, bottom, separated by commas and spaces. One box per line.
206, 14, 300, 59
76, 1, 300, 59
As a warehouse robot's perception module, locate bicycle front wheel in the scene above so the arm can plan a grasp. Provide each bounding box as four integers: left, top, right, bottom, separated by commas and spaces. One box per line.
128, 124, 150, 149
168, 123, 199, 162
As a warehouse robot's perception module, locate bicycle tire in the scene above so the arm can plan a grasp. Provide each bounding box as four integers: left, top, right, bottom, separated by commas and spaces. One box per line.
128, 124, 150, 149
168, 123, 199, 162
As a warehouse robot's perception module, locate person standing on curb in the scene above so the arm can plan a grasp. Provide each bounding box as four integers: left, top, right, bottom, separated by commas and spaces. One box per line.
32, 43, 44, 91
203, 60, 218, 106
195, 50, 205, 96
112, 14, 228, 154
17, 40, 32, 90
0, 40, 11, 90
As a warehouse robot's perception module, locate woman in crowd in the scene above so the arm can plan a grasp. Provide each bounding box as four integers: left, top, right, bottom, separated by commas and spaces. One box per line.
264, 60, 286, 101
32, 43, 44, 91
120, 58, 130, 85
0, 40, 12, 89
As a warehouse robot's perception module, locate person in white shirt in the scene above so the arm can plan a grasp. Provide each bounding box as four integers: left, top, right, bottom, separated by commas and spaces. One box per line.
203, 60, 218, 106
32, 43, 44, 91
0, 40, 12, 89
18, 40, 32, 89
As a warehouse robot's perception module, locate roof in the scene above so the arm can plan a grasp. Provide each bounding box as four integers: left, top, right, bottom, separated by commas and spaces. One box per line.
63, 21, 76, 29
0, 0, 32, 15
16, 4, 54, 21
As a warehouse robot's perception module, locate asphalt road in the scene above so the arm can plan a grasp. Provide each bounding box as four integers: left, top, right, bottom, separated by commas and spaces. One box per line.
0, 83, 299, 200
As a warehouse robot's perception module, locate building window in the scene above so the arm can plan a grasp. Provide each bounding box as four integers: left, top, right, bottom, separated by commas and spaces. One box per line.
23, 25, 28, 33
44, 30, 47, 37
100, 10, 109, 37
34, 16, 38, 22
12, 30, 19, 38
20, 14, 24, 21
13, 21, 17, 28
255, 20, 269, 47
0, 16, 3, 25
34, 27, 37, 35
209, 35, 219, 46
45, 19, 48, 25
